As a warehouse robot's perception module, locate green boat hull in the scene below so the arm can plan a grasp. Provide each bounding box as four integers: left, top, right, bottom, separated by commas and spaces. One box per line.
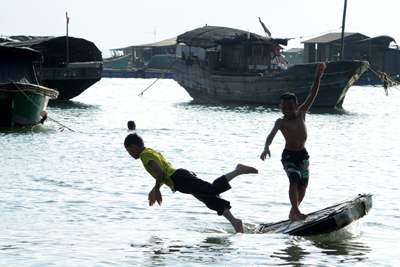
0, 88, 53, 127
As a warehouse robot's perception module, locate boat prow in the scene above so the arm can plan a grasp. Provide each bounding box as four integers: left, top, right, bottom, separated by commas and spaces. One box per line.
254, 194, 372, 236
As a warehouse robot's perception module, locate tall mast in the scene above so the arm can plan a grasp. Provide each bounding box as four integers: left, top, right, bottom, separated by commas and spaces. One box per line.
66, 12, 69, 68
340, 0, 347, 60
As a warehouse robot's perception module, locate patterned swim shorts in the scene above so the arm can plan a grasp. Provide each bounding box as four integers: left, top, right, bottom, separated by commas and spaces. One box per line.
281, 148, 310, 187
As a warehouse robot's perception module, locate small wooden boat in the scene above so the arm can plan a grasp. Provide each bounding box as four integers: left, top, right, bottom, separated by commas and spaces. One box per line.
253, 194, 372, 236
103, 53, 133, 69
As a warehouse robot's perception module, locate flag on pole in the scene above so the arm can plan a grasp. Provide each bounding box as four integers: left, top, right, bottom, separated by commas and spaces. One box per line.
258, 17, 271, 37
66, 12, 70, 24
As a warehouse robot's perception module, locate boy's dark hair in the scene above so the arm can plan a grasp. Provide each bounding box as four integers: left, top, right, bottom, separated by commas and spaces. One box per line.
124, 133, 144, 147
127, 120, 136, 130
279, 92, 298, 104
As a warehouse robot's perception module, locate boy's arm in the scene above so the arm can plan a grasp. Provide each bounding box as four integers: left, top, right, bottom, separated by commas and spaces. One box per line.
260, 119, 281, 160
147, 160, 164, 206
298, 63, 326, 114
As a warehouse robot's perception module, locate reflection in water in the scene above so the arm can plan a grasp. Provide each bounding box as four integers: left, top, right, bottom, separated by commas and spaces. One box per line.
310, 237, 371, 266
202, 236, 233, 246
0, 124, 54, 135
140, 236, 167, 266
271, 223, 371, 266
184, 99, 354, 116
138, 235, 237, 266
184, 99, 277, 113
309, 223, 371, 259
271, 237, 310, 266
312, 238, 371, 256
309, 106, 350, 115
48, 100, 99, 110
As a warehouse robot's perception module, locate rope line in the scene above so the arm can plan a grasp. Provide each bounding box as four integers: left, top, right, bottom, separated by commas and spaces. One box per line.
288, 27, 343, 41
11, 80, 75, 132
138, 59, 177, 97
365, 65, 400, 95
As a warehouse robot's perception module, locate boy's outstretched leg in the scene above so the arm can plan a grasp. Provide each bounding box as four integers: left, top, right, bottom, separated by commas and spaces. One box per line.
224, 164, 258, 183
222, 207, 244, 233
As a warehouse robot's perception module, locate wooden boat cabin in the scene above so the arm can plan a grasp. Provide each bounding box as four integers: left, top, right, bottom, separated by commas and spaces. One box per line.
176, 26, 290, 75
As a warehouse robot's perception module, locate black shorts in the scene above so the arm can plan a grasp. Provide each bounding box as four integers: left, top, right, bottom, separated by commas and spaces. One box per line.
281, 148, 310, 187
170, 169, 232, 216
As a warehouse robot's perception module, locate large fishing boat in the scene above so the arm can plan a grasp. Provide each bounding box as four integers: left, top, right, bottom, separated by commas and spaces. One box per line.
2, 36, 102, 100
0, 46, 58, 127
173, 26, 369, 108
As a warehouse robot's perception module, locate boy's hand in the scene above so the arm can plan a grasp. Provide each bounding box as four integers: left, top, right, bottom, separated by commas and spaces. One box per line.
260, 148, 271, 161
148, 187, 163, 206
316, 62, 326, 77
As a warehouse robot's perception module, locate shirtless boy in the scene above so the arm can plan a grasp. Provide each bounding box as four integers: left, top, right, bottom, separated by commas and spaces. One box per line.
125, 133, 259, 233
260, 63, 326, 221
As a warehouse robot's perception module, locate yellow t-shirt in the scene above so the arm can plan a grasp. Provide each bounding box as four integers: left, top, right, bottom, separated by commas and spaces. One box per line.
140, 148, 176, 191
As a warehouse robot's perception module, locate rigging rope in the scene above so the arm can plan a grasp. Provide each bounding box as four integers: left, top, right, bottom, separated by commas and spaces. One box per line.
10, 80, 75, 132
365, 65, 400, 95
137, 59, 177, 97
288, 27, 343, 41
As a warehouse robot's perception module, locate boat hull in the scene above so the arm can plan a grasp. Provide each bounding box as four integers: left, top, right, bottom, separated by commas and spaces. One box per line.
254, 194, 372, 236
37, 67, 102, 100
0, 84, 58, 127
103, 54, 132, 69
173, 60, 369, 108
102, 68, 173, 79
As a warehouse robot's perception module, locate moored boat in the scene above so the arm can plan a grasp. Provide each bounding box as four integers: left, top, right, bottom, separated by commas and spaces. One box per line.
0, 46, 58, 127
173, 26, 370, 108
1, 36, 102, 100
103, 53, 133, 69
254, 194, 372, 236
102, 54, 175, 79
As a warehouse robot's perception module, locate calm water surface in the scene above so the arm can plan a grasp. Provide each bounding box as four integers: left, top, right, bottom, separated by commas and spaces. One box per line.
1, 78, 399, 266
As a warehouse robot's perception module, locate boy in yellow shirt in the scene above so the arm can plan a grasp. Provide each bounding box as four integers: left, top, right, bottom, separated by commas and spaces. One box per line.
125, 133, 258, 233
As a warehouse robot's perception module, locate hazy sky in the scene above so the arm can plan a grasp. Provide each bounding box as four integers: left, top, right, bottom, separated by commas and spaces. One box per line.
1, 0, 399, 57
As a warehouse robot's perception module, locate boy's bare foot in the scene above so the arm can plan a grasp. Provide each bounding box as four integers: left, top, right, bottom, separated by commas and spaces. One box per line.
233, 219, 245, 233
236, 164, 259, 174
295, 213, 308, 221
289, 211, 308, 221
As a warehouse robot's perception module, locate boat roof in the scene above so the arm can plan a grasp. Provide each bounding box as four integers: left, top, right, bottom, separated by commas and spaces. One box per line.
302, 32, 371, 44
283, 48, 303, 53
302, 32, 396, 47
1, 36, 101, 54
0, 45, 42, 58
111, 37, 177, 51
353, 35, 397, 46
7, 35, 54, 41
0, 46, 43, 85
177, 26, 288, 49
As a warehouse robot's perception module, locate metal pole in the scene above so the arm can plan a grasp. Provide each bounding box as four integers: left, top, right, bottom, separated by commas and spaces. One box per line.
340, 0, 347, 60
66, 12, 69, 68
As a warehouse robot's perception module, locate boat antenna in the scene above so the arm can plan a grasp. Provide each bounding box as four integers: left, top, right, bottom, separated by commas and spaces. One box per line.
339, 0, 347, 60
